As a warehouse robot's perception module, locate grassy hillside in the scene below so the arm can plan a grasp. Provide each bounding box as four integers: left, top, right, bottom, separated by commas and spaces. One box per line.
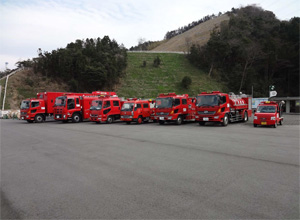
152, 14, 229, 52
1, 53, 227, 109
116, 52, 227, 98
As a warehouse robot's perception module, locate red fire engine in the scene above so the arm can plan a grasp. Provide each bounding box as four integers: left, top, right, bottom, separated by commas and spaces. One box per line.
120, 98, 153, 124
253, 101, 284, 128
53, 92, 102, 123
195, 91, 252, 126
89, 94, 123, 124
153, 93, 196, 125
20, 92, 77, 123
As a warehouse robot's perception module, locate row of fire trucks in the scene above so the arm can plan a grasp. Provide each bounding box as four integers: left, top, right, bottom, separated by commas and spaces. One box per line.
20, 91, 283, 128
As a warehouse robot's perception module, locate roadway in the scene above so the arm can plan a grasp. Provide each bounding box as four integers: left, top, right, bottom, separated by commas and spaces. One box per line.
1, 119, 299, 219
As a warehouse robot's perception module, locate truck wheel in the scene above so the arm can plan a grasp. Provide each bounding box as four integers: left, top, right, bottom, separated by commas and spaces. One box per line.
253, 124, 257, 127
34, 114, 44, 123
273, 122, 277, 128
279, 120, 283, 125
176, 116, 183, 125
243, 111, 248, 122
27, 120, 33, 123
159, 120, 164, 125
106, 116, 113, 124
222, 114, 229, 126
72, 113, 81, 123
137, 116, 143, 124
199, 121, 205, 126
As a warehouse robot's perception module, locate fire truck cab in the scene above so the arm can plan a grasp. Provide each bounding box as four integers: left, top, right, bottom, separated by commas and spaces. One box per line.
253, 101, 284, 128
20, 98, 46, 123
195, 91, 252, 126
89, 95, 123, 124
153, 93, 196, 125
120, 99, 152, 124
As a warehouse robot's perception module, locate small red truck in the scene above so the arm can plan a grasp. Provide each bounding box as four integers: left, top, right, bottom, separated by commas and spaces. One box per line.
89, 94, 123, 124
195, 91, 252, 126
53, 93, 99, 123
120, 99, 153, 124
253, 101, 284, 128
20, 92, 75, 123
153, 93, 196, 125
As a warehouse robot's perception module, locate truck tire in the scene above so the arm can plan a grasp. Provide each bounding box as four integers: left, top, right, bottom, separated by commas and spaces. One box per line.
137, 116, 143, 124
106, 116, 113, 124
176, 116, 183, 125
279, 120, 283, 125
253, 124, 257, 127
27, 120, 33, 123
159, 120, 164, 125
243, 111, 248, 122
72, 113, 81, 123
222, 114, 229, 126
34, 114, 44, 123
199, 121, 205, 126
273, 122, 277, 128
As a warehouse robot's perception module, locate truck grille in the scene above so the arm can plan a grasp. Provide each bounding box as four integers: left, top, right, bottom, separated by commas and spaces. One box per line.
55, 109, 62, 114
156, 112, 169, 116
91, 114, 98, 117
21, 112, 27, 116
122, 115, 132, 118
198, 111, 216, 115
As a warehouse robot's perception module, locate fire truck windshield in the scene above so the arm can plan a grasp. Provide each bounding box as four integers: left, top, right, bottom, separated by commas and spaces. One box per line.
155, 98, 173, 108
90, 100, 102, 110
256, 105, 276, 113
20, 100, 30, 109
121, 103, 134, 111
55, 97, 66, 106
196, 95, 219, 107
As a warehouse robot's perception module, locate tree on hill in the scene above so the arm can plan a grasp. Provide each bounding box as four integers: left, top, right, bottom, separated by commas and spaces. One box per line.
34, 36, 127, 92
187, 5, 299, 97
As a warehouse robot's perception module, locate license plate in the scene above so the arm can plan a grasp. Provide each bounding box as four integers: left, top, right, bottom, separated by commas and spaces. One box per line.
203, 117, 209, 121
159, 117, 164, 120
261, 122, 267, 125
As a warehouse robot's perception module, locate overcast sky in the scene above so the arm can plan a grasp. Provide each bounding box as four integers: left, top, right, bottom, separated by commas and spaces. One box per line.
0, 0, 299, 71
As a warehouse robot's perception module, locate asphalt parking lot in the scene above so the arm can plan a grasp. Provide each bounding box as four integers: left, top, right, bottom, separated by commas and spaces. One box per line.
1, 115, 299, 219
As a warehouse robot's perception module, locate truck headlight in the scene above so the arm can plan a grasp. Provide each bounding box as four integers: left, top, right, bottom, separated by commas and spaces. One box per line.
270, 117, 276, 120
254, 116, 257, 120
214, 116, 219, 119
168, 117, 172, 120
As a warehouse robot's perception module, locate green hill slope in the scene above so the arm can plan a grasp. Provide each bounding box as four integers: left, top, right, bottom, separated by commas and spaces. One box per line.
116, 52, 227, 98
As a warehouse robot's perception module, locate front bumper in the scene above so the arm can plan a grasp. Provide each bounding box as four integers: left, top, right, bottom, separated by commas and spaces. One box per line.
153, 115, 177, 121
21, 114, 32, 120
54, 114, 69, 120
120, 115, 136, 122
195, 115, 222, 122
253, 119, 275, 126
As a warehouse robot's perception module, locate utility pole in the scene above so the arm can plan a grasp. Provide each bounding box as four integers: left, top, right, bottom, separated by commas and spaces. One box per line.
2, 75, 9, 111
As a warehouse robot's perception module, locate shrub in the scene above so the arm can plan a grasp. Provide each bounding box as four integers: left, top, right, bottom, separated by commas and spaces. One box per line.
181, 76, 192, 89
153, 56, 161, 67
